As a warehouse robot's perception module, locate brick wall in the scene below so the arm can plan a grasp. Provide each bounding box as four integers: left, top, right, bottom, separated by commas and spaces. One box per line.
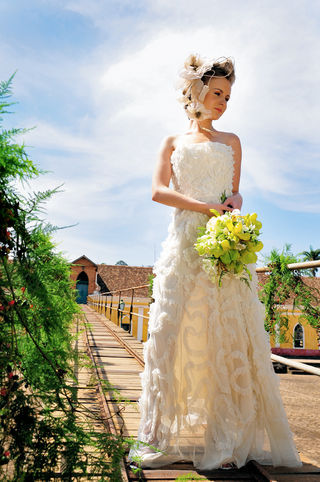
70, 256, 98, 295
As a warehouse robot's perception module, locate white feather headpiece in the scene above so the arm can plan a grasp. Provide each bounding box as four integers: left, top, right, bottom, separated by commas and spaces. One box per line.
176, 53, 233, 120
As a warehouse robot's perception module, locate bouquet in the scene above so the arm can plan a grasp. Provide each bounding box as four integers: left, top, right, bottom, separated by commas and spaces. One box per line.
194, 193, 263, 287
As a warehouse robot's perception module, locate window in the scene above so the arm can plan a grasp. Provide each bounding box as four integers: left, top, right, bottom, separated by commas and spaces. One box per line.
293, 324, 304, 348
77, 271, 88, 282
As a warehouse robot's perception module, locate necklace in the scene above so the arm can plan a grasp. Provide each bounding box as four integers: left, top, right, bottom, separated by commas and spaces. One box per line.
200, 126, 216, 135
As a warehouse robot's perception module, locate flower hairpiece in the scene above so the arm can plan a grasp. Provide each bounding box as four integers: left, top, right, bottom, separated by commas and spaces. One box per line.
179, 53, 214, 80
177, 53, 232, 121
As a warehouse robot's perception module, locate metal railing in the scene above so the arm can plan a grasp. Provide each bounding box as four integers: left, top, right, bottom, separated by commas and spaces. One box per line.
256, 259, 320, 273
271, 354, 320, 376
88, 260, 320, 375
88, 284, 150, 334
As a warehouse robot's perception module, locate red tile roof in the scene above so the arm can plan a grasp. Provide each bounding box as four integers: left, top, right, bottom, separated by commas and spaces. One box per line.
98, 265, 153, 297
72, 255, 97, 267
97, 263, 320, 305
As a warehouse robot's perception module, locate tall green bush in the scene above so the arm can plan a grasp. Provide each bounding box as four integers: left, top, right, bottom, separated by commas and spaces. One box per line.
258, 244, 320, 344
0, 75, 132, 480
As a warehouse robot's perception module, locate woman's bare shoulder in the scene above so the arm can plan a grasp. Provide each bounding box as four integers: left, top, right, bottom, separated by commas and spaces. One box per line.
159, 134, 180, 151
219, 131, 241, 148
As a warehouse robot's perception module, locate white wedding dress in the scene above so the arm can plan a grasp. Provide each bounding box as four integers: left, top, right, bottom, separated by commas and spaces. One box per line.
128, 139, 302, 470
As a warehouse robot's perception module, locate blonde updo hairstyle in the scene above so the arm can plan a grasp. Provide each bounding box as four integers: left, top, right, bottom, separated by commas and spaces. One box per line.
177, 54, 235, 120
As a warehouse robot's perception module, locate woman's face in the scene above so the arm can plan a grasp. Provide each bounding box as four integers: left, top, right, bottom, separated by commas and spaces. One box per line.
203, 76, 231, 120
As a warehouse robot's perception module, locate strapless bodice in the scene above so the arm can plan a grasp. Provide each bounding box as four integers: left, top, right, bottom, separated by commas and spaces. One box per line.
170, 141, 235, 203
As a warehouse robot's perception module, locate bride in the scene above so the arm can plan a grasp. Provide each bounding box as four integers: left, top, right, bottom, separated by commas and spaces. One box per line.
128, 53, 302, 471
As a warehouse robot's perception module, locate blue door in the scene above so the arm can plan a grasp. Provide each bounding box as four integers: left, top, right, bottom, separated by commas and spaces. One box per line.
76, 281, 88, 304
76, 270, 89, 304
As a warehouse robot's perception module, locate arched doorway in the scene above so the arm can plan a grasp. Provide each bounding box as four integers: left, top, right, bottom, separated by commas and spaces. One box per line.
76, 271, 89, 304
293, 323, 304, 348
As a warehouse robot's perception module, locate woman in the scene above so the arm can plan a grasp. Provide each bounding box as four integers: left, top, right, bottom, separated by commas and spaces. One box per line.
128, 54, 302, 471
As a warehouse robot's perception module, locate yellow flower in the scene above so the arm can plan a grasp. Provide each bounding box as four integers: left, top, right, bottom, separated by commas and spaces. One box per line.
237, 232, 251, 240
221, 239, 230, 250
195, 209, 263, 287
226, 220, 234, 231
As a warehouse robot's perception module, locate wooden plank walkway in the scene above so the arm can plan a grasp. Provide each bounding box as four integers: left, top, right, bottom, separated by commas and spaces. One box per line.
81, 305, 320, 481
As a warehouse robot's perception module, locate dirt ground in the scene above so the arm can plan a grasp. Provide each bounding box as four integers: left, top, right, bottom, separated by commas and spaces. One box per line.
279, 373, 320, 465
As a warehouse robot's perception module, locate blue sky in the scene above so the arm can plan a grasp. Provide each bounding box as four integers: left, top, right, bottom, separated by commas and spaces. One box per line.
1, 0, 319, 268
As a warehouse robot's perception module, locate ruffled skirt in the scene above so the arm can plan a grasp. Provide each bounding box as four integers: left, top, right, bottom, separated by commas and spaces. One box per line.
128, 210, 302, 469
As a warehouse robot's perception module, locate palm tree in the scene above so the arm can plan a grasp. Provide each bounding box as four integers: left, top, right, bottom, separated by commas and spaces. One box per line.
298, 245, 320, 277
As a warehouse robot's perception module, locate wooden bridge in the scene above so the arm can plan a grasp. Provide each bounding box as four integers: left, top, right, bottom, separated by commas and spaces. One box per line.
76, 303, 320, 481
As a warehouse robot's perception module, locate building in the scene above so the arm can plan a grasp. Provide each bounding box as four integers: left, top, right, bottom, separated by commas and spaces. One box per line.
257, 273, 320, 357
71, 256, 320, 354
70, 256, 153, 303
70, 255, 98, 303
97, 264, 153, 297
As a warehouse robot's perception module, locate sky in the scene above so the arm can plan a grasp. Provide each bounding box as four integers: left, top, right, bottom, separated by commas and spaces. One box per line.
0, 0, 319, 268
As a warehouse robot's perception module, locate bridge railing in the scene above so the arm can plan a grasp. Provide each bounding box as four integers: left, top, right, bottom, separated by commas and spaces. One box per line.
256, 259, 320, 273
88, 261, 320, 375
87, 284, 151, 342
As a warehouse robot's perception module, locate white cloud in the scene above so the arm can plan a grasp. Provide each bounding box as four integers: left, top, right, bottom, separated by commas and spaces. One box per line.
20, 171, 151, 227
16, 0, 320, 201
2, 0, 320, 264
53, 229, 122, 264
23, 121, 94, 153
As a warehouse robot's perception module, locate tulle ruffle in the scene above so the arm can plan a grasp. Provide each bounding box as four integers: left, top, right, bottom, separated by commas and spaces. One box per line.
128, 142, 302, 469
129, 235, 302, 469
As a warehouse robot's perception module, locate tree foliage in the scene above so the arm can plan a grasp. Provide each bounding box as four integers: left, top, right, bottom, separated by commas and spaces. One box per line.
258, 244, 320, 344
0, 75, 133, 480
147, 273, 155, 300
298, 244, 320, 277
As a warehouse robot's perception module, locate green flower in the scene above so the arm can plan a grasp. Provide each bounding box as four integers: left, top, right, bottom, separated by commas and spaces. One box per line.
194, 209, 264, 287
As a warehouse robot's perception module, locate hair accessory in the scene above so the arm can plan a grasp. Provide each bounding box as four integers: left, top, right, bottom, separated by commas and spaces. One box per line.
176, 53, 234, 121
178, 53, 214, 80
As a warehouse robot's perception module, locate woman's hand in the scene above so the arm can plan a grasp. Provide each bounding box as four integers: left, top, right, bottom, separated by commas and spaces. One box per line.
224, 192, 243, 211
152, 136, 233, 216
205, 202, 234, 217
152, 136, 243, 217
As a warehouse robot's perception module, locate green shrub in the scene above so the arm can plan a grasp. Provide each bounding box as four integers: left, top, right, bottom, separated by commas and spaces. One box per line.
259, 243, 320, 343
0, 74, 132, 480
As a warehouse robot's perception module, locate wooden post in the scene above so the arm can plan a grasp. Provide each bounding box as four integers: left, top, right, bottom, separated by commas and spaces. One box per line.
129, 288, 134, 335
117, 291, 121, 326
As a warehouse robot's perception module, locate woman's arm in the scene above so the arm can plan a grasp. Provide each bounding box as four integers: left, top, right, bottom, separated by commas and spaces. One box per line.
152, 136, 233, 216
225, 134, 243, 210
